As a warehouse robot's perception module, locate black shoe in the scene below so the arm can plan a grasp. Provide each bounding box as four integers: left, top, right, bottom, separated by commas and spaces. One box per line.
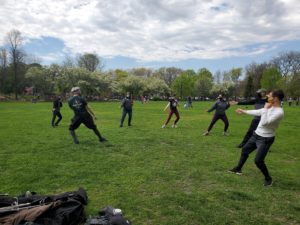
52, 124, 56, 128
236, 143, 244, 148
74, 140, 79, 144
100, 137, 107, 142
228, 167, 242, 175
264, 177, 273, 187
120, 124, 123, 127
128, 124, 132, 126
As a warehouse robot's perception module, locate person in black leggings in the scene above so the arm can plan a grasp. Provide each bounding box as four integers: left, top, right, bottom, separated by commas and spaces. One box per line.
203, 94, 230, 136
51, 96, 63, 127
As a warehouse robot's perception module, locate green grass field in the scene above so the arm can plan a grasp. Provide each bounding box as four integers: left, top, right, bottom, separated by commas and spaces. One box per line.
0, 101, 299, 225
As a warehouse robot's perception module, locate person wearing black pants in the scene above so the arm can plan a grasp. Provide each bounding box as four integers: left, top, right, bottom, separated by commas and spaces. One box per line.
120, 93, 133, 127
68, 87, 107, 144
162, 96, 180, 128
229, 89, 285, 187
231, 89, 268, 148
52, 96, 63, 127
203, 94, 230, 136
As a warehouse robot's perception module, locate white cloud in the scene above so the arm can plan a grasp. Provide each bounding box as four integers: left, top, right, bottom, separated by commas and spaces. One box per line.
0, 0, 299, 62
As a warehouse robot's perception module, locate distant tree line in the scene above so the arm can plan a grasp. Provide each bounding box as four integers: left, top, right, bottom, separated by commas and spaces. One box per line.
0, 29, 300, 100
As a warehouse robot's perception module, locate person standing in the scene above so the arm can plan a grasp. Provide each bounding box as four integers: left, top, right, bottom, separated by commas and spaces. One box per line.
202, 94, 230, 136
51, 96, 63, 127
68, 87, 107, 144
228, 89, 285, 187
187, 96, 193, 108
162, 95, 180, 128
230, 89, 268, 148
288, 97, 293, 107
120, 93, 133, 127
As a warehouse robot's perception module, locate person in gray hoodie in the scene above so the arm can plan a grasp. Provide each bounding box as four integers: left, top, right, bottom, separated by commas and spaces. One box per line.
203, 94, 231, 136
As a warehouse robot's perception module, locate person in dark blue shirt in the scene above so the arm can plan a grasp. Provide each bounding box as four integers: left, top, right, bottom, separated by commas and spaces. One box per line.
120, 93, 133, 127
51, 96, 63, 127
203, 94, 231, 136
68, 87, 107, 144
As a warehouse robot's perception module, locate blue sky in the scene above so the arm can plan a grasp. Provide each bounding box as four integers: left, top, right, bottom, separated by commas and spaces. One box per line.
1, 0, 300, 74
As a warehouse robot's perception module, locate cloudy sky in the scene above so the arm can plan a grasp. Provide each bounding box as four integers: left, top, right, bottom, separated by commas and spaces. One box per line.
1, 0, 300, 72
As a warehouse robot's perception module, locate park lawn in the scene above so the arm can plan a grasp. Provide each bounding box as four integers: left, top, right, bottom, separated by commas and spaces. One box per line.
0, 101, 299, 225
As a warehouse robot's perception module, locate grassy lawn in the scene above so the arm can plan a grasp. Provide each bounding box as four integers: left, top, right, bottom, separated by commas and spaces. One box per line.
0, 101, 299, 225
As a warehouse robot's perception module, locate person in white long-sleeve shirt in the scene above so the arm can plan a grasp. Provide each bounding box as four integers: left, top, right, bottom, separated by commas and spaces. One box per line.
228, 89, 285, 187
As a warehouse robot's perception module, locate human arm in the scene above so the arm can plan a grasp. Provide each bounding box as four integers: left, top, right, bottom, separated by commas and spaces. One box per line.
86, 104, 97, 120
164, 102, 170, 111
207, 103, 217, 113
236, 108, 263, 116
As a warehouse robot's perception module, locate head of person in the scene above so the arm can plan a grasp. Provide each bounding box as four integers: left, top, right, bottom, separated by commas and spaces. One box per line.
71, 87, 81, 96
217, 94, 223, 101
256, 88, 267, 98
126, 92, 130, 98
267, 89, 284, 105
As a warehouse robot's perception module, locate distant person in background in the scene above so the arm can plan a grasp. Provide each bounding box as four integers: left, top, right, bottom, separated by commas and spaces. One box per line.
51, 96, 63, 127
230, 88, 268, 148
68, 87, 107, 144
228, 89, 285, 187
185, 96, 193, 108
288, 97, 293, 107
162, 95, 180, 128
203, 94, 231, 136
120, 93, 133, 127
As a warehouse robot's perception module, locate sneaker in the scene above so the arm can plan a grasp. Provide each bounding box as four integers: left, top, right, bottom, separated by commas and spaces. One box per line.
171, 124, 177, 128
161, 124, 166, 128
120, 124, 123, 128
223, 132, 229, 136
74, 140, 79, 144
228, 168, 242, 175
264, 177, 273, 187
100, 137, 107, 142
202, 131, 209, 136
236, 143, 244, 148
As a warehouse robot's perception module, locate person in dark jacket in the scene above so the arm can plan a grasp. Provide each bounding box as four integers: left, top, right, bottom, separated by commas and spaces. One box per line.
68, 87, 107, 144
203, 94, 231, 136
51, 96, 63, 127
162, 95, 180, 128
120, 93, 133, 127
230, 88, 268, 148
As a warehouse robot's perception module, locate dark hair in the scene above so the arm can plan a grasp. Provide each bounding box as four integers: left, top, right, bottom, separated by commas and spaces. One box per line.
272, 89, 284, 101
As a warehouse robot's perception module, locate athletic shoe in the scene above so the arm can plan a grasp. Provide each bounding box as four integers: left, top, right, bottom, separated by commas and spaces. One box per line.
100, 137, 107, 142
228, 167, 242, 175
223, 132, 229, 136
161, 124, 166, 128
264, 177, 273, 187
202, 131, 209, 136
236, 143, 244, 148
171, 124, 177, 128
74, 140, 79, 144
120, 124, 123, 128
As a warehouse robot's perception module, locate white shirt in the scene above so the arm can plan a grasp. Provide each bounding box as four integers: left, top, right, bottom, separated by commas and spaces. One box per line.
245, 106, 284, 137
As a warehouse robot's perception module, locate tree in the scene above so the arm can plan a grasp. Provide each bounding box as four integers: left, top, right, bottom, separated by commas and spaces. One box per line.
6, 29, 25, 99
0, 48, 8, 93
194, 68, 213, 97
114, 75, 145, 97
77, 53, 103, 72
130, 67, 153, 77
244, 62, 268, 91
144, 77, 169, 96
230, 67, 242, 100
271, 51, 300, 77
171, 70, 195, 99
156, 67, 183, 87
244, 75, 254, 98
260, 67, 281, 91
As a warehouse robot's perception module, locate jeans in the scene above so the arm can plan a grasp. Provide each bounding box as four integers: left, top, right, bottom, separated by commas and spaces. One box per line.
120, 109, 132, 126
236, 133, 275, 179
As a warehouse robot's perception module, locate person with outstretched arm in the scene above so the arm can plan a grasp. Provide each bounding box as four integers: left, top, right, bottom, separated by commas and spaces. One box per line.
230, 88, 268, 148
203, 94, 231, 136
68, 87, 107, 144
228, 89, 284, 187
162, 95, 180, 128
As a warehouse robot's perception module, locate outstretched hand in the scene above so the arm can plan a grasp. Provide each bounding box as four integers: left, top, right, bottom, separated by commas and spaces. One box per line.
235, 108, 245, 114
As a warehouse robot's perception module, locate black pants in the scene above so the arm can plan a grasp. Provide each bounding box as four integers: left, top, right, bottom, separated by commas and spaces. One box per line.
207, 114, 229, 132
69, 112, 96, 130
236, 133, 275, 179
239, 118, 260, 146
52, 110, 62, 126
120, 109, 132, 126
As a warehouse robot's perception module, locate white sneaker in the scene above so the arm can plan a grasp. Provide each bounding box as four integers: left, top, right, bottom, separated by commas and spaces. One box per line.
161, 124, 166, 128
223, 132, 229, 136
202, 131, 209, 136
171, 124, 177, 128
